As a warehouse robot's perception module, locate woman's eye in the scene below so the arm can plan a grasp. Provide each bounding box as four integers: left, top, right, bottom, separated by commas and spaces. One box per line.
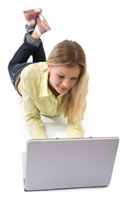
71, 77, 78, 80
58, 75, 64, 78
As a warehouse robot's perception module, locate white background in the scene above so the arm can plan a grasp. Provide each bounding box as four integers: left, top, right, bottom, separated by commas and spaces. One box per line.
0, 0, 126, 199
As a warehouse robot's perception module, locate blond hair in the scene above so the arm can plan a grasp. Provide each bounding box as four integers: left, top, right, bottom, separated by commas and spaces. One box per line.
47, 40, 89, 124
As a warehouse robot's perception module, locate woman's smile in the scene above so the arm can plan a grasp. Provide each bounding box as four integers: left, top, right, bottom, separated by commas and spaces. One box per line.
57, 85, 69, 93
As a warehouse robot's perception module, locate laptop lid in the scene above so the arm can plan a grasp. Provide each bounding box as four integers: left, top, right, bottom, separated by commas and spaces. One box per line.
23, 137, 119, 191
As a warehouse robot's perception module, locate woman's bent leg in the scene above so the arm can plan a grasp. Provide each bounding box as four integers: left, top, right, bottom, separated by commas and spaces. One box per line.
33, 42, 46, 62
8, 33, 46, 94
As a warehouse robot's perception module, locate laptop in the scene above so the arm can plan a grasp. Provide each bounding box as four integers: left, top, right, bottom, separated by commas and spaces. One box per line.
22, 137, 119, 191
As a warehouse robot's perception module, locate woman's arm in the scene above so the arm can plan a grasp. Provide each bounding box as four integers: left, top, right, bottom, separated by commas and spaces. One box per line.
66, 120, 84, 138
20, 70, 47, 139
21, 94, 47, 139
66, 102, 87, 138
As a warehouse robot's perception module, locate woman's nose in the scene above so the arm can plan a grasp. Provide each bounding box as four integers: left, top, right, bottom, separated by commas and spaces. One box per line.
62, 79, 70, 88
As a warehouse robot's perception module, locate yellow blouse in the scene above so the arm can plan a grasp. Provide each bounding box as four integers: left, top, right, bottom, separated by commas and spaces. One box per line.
20, 62, 88, 139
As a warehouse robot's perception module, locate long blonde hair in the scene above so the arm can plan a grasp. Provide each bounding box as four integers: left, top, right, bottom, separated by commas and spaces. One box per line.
47, 40, 89, 124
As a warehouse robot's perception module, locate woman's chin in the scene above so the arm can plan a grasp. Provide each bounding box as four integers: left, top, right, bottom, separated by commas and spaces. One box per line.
57, 86, 68, 94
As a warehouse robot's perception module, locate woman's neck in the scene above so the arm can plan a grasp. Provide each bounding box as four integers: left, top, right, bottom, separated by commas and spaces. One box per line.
48, 78, 59, 97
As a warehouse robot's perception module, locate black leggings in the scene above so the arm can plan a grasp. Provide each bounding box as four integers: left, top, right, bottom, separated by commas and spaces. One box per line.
8, 33, 46, 94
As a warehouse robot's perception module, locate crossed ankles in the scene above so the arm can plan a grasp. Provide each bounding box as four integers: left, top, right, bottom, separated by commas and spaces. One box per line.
23, 8, 51, 36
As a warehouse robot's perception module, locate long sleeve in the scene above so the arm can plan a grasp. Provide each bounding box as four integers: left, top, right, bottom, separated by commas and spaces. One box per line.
66, 120, 84, 138
21, 93, 48, 139
20, 69, 48, 139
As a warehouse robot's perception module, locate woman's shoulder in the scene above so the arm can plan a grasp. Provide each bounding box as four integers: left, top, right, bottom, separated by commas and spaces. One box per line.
21, 62, 48, 79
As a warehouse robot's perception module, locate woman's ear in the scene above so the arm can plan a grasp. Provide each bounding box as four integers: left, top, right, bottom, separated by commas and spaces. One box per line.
47, 64, 53, 72
47, 64, 50, 69
47, 64, 51, 72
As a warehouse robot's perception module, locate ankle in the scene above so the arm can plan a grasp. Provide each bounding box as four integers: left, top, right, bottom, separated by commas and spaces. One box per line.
34, 14, 51, 36
31, 31, 40, 39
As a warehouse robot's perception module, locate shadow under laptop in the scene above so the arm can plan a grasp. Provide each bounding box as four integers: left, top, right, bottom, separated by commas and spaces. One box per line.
41, 115, 67, 138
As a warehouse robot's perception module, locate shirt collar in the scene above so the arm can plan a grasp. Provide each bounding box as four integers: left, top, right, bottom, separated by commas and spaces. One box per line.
39, 68, 49, 97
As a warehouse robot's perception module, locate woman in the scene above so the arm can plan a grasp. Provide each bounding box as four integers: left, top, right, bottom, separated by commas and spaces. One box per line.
8, 8, 89, 139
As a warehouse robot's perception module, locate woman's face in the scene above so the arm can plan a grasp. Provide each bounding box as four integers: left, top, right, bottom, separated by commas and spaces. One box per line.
48, 65, 81, 95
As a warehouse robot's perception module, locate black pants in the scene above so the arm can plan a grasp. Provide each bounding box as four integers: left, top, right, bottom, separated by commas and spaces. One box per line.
8, 33, 46, 94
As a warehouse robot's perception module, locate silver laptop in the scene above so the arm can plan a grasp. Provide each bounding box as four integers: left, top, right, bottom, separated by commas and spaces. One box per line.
22, 137, 119, 191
